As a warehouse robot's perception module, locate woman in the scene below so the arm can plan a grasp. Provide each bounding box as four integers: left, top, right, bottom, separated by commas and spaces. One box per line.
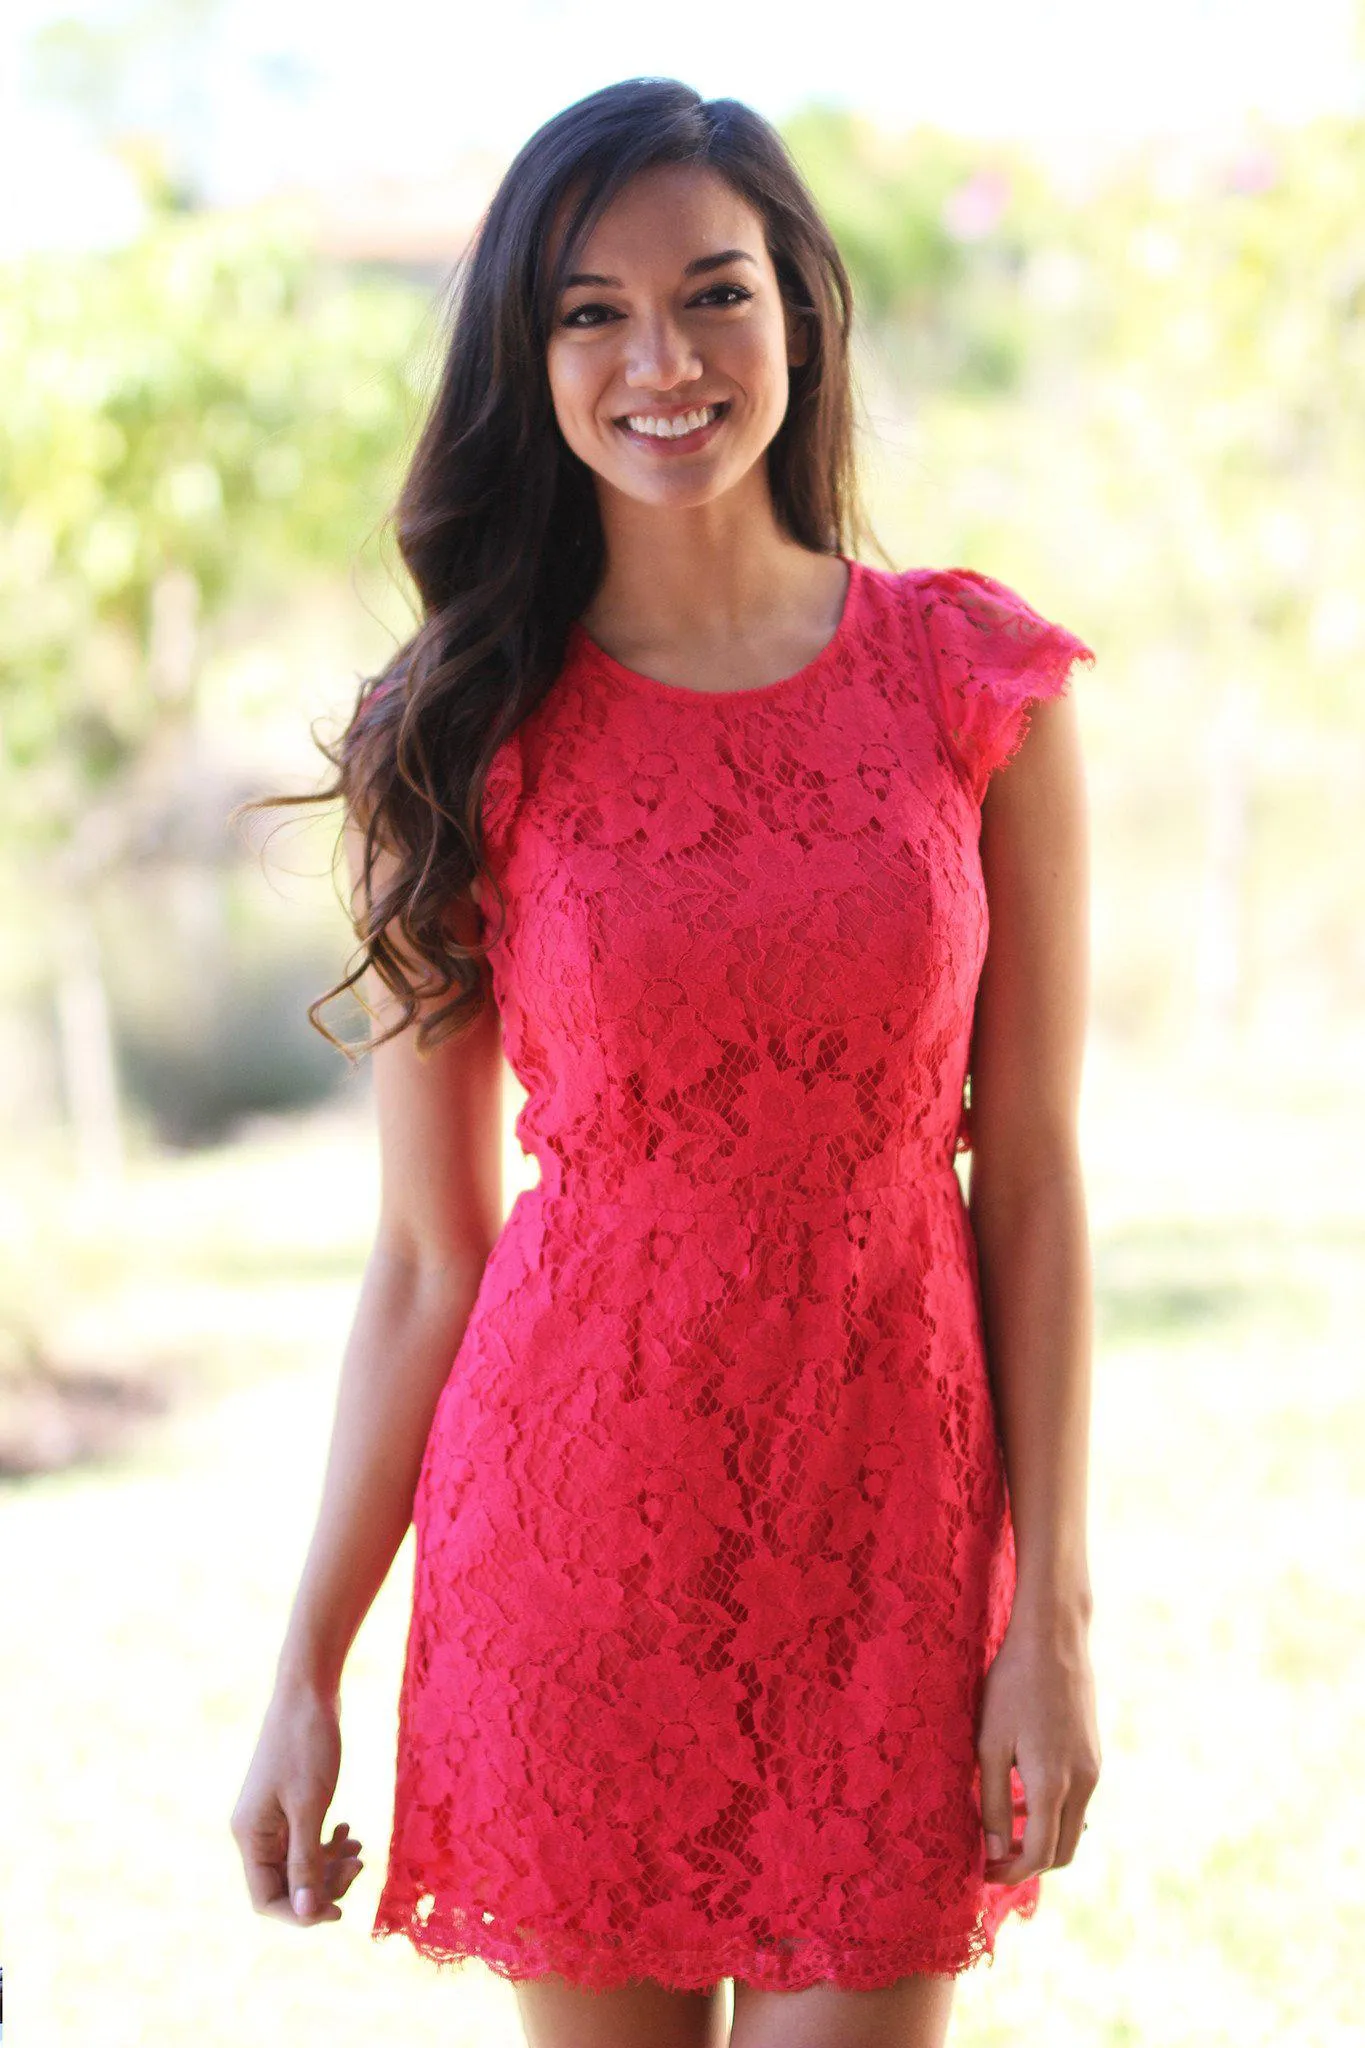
231, 78, 1101, 2048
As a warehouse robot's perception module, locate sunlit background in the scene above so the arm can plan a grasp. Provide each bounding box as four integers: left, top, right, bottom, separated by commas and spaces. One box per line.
2, 3, 1364, 2043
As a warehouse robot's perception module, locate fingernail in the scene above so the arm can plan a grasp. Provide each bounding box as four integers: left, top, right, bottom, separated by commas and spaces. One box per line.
986, 1834, 1006, 1860
294, 1886, 317, 1916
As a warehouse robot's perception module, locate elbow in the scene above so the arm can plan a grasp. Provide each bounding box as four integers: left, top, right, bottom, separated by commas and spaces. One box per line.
967, 1132, 1087, 1242
368, 1226, 498, 1303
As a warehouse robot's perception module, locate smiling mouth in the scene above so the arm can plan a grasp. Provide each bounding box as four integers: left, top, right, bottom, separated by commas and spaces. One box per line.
613, 400, 731, 447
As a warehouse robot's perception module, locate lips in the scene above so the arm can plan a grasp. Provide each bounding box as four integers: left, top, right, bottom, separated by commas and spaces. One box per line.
613, 401, 730, 430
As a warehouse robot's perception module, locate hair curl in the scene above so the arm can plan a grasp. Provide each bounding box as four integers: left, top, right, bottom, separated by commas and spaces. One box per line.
245, 76, 879, 1058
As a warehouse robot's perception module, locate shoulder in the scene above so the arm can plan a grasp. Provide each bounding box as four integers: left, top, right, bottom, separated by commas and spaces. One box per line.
910, 563, 1083, 653
851, 556, 1076, 659
897, 564, 1096, 805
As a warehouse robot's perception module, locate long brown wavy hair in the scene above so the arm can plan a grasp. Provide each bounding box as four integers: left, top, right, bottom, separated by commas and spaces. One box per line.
250, 77, 879, 1058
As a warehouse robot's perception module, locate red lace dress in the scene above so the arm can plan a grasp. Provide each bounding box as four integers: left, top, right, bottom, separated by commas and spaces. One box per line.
370, 559, 1095, 1993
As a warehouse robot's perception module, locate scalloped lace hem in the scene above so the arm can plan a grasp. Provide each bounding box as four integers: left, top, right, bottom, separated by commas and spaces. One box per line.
369, 1887, 1040, 1994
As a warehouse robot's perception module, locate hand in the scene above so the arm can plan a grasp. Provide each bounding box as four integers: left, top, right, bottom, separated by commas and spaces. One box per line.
230, 1680, 366, 1926
976, 1606, 1101, 1886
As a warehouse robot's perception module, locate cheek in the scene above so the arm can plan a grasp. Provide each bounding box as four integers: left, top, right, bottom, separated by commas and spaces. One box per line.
726, 322, 792, 401
546, 349, 596, 431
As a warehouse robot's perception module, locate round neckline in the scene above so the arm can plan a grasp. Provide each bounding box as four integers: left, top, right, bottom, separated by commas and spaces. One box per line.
567, 555, 861, 704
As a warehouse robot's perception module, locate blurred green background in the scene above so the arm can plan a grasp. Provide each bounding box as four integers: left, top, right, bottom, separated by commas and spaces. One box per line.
2, 4, 1363, 2044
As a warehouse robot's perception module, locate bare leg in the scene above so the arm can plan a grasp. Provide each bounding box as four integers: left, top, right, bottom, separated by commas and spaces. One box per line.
730, 1972, 956, 2048
513, 1972, 731, 2048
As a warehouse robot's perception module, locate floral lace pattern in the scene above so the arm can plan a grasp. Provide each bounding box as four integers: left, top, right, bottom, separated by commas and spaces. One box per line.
370, 559, 1095, 1992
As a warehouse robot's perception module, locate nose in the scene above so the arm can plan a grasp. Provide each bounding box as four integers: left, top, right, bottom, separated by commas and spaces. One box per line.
624, 310, 704, 394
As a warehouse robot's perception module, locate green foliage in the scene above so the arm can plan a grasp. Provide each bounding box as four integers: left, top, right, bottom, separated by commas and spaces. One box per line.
783, 106, 966, 323
0, 204, 428, 851
782, 107, 1080, 395
1065, 119, 1365, 721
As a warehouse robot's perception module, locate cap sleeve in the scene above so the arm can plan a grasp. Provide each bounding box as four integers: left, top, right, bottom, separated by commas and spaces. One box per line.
914, 567, 1095, 804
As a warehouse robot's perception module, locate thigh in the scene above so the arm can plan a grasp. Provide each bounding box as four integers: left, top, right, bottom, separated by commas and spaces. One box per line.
730, 1971, 956, 2048
513, 1971, 730, 2048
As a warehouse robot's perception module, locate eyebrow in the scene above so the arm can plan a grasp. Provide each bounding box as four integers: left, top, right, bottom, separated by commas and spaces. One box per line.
560, 248, 759, 290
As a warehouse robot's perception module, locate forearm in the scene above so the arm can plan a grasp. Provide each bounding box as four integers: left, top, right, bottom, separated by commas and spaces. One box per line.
273, 1237, 493, 1696
968, 1158, 1094, 1625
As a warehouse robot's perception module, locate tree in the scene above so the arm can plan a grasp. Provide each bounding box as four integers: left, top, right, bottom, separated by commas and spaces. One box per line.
0, 199, 432, 1175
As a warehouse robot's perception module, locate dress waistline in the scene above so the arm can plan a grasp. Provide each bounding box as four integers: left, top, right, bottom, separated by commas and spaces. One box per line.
519, 1155, 963, 1218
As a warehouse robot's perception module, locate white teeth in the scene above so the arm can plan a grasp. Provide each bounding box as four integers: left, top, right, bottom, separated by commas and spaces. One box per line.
624, 404, 721, 439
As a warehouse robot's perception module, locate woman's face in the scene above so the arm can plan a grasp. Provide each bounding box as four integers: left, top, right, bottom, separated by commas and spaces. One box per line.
545, 162, 808, 518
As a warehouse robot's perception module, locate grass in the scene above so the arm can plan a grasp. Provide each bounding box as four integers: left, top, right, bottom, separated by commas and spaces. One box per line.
1, 1035, 1362, 2046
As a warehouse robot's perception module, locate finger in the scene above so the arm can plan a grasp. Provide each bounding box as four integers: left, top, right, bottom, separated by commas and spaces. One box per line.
324, 1830, 360, 1863
1049, 1781, 1093, 1867
328, 1855, 364, 1900
258, 1895, 344, 1926
234, 1808, 359, 1917
284, 1800, 330, 1920
302, 1828, 365, 1909
989, 1776, 1062, 1885
978, 1748, 1017, 1867
323, 1841, 365, 1886
235, 1806, 293, 1915
982, 1771, 1030, 1882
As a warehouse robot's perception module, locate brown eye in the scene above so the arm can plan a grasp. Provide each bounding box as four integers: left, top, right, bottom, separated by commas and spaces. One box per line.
559, 283, 752, 329
560, 302, 616, 329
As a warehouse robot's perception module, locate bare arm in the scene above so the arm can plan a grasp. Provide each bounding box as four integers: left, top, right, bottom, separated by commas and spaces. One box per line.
231, 817, 504, 1928
967, 687, 1102, 1885
273, 820, 506, 1696
969, 688, 1094, 1622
